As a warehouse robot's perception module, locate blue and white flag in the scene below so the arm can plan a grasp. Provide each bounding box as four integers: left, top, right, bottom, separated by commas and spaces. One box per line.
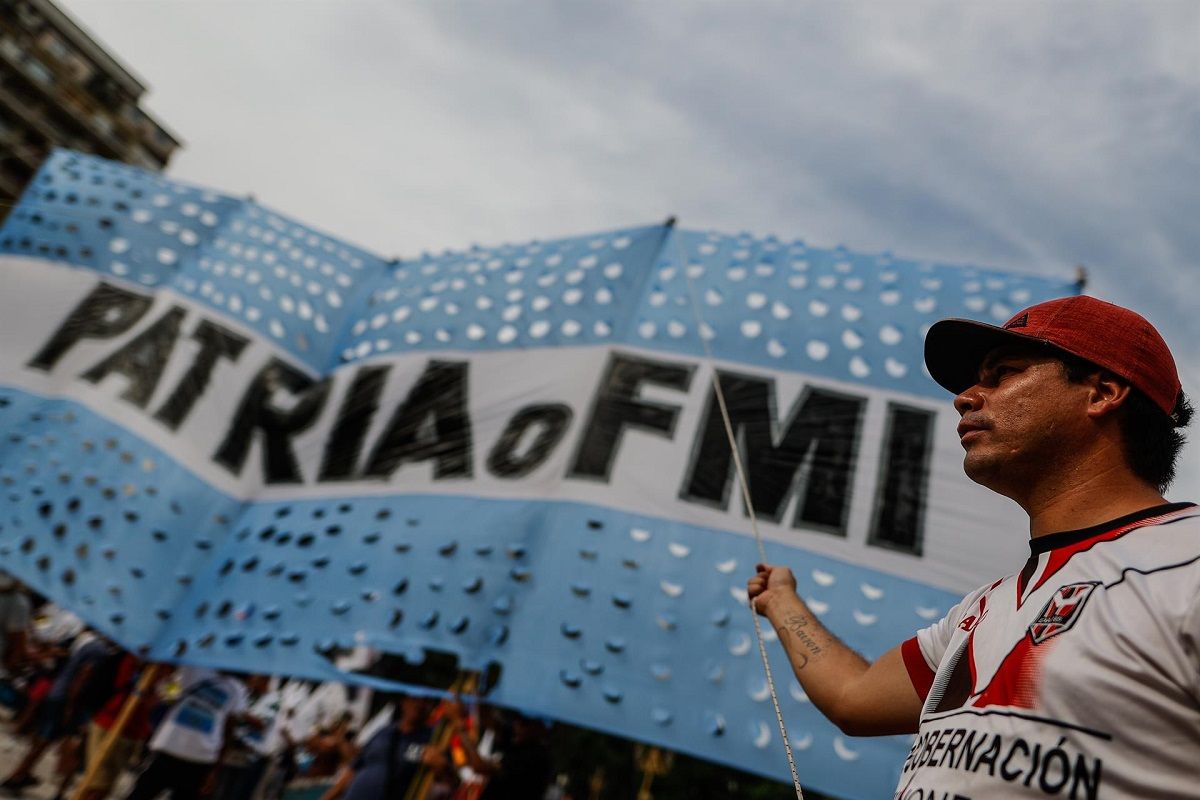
0, 151, 1076, 798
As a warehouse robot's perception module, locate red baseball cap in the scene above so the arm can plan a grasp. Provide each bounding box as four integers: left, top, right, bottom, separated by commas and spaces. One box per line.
924, 295, 1182, 418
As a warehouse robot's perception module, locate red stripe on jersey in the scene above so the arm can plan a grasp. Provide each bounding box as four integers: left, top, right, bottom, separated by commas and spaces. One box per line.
965, 593, 988, 687
1015, 554, 1039, 609
901, 636, 936, 701
970, 634, 1058, 710
1028, 507, 1196, 596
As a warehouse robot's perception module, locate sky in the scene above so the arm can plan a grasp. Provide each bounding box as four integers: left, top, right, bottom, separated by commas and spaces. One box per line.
56, 0, 1200, 492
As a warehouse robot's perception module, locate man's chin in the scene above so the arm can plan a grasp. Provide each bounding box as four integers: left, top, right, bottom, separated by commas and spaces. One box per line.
962, 452, 1003, 489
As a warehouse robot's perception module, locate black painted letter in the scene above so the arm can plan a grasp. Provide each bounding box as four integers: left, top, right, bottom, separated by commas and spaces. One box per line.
869, 403, 934, 555
363, 361, 473, 480
27, 282, 153, 371
214, 359, 331, 484
319, 365, 391, 480
568, 353, 693, 482
79, 307, 185, 407
153, 320, 249, 430
487, 404, 573, 478
681, 372, 865, 532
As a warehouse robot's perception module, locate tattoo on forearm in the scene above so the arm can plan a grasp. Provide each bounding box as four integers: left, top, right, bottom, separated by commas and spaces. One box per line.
779, 613, 824, 669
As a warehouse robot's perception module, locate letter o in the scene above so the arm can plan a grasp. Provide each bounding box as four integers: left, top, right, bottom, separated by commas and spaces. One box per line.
487, 404, 573, 478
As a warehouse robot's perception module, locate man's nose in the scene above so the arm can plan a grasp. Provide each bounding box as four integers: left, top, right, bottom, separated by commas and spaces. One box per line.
954, 384, 984, 415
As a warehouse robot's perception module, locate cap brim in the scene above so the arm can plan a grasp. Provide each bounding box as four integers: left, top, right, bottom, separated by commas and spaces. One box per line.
923, 319, 1043, 395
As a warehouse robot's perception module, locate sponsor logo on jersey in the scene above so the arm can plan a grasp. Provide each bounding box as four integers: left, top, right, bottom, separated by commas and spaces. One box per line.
1028, 581, 1098, 645
957, 593, 989, 633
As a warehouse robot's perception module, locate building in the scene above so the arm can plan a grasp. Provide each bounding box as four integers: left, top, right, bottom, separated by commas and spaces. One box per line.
0, 0, 180, 219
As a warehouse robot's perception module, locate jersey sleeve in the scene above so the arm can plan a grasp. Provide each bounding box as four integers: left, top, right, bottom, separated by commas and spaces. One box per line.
900, 637, 936, 701
902, 585, 989, 700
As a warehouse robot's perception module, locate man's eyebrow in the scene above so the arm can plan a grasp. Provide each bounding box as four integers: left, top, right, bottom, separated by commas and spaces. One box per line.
979, 354, 1009, 372
982, 348, 1042, 366
978, 349, 1042, 375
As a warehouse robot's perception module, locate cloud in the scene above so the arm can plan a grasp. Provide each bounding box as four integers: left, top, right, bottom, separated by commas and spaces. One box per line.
53, 0, 1200, 490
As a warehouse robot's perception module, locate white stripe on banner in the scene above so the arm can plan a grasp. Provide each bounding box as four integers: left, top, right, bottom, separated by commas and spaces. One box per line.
0, 256, 1028, 593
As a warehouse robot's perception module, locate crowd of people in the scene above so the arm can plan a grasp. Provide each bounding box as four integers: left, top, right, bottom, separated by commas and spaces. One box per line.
0, 576, 554, 800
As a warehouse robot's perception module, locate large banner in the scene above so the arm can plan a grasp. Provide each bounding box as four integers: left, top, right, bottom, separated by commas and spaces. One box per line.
0, 151, 1076, 798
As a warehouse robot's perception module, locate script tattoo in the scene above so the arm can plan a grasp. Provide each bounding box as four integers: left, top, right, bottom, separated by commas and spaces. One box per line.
780, 613, 824, 669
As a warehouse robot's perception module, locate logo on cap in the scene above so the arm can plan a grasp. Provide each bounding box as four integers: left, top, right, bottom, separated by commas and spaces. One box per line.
1003, 313, 1029, 330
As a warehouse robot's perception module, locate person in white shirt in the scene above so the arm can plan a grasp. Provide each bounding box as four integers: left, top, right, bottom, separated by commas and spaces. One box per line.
210, 675, 280, 800
748, 296, 1198, 798
123, 667, 258, 800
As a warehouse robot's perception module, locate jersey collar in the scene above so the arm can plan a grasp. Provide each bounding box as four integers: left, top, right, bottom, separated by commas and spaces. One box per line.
1028, 501, 1197, 555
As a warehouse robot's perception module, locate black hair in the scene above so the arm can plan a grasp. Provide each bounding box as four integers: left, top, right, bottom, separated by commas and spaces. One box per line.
1057, 352, 1192, 493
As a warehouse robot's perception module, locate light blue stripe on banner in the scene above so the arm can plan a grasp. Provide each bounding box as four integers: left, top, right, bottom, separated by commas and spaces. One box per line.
0, 384, 960, 797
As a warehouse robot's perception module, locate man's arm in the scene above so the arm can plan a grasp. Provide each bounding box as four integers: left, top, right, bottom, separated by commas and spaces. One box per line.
318, 766, 354, 800
62, 661, 96, 732
444, 706, 496, 776
749, 563, 923, 736
234, 711, 267, 731
202, 716, 241, 797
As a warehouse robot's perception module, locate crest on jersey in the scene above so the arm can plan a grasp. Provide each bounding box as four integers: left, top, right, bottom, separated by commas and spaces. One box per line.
1028, 581, 1099, 645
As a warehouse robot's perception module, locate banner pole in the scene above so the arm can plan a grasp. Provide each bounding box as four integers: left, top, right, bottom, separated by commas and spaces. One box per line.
69, 662, 161, 800
404, 671, 477, 800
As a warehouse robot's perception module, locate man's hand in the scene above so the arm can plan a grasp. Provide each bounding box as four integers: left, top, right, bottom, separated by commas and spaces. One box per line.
200, 768, 219, 797
443, 698, 465, 727
747, 562, 924, 737
421, 746, 447, 770
747, 563, 799, 616
236, 712, 267, 731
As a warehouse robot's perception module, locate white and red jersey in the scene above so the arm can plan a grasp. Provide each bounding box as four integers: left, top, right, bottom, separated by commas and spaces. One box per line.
897, 503, 1200, 800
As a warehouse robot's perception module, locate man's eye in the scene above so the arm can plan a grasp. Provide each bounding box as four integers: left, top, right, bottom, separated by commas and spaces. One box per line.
982, 364, 1018, 383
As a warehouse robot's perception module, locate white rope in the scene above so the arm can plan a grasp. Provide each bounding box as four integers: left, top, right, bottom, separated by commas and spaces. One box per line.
675, 228, 805, 799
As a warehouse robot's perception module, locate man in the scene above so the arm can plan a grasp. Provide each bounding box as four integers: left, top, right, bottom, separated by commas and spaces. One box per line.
748, 296, 1197, 798
0, 632, 118, 798
320, 694, 444, 800
211, 675, 278, 800
78, 654, 164, 800
445, 703, 552, 800
123, 666, 256, 800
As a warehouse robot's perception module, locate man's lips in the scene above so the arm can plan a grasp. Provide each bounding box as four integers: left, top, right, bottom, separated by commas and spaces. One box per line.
957, 420, 990, 440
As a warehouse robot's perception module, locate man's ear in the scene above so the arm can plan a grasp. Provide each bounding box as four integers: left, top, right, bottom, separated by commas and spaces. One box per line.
1085, 372, 1132, 420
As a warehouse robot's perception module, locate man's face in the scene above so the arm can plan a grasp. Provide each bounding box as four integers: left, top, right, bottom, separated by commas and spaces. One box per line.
512, 716, 543, 742
953, 346, 1094, 494
397, 695, 429, 726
